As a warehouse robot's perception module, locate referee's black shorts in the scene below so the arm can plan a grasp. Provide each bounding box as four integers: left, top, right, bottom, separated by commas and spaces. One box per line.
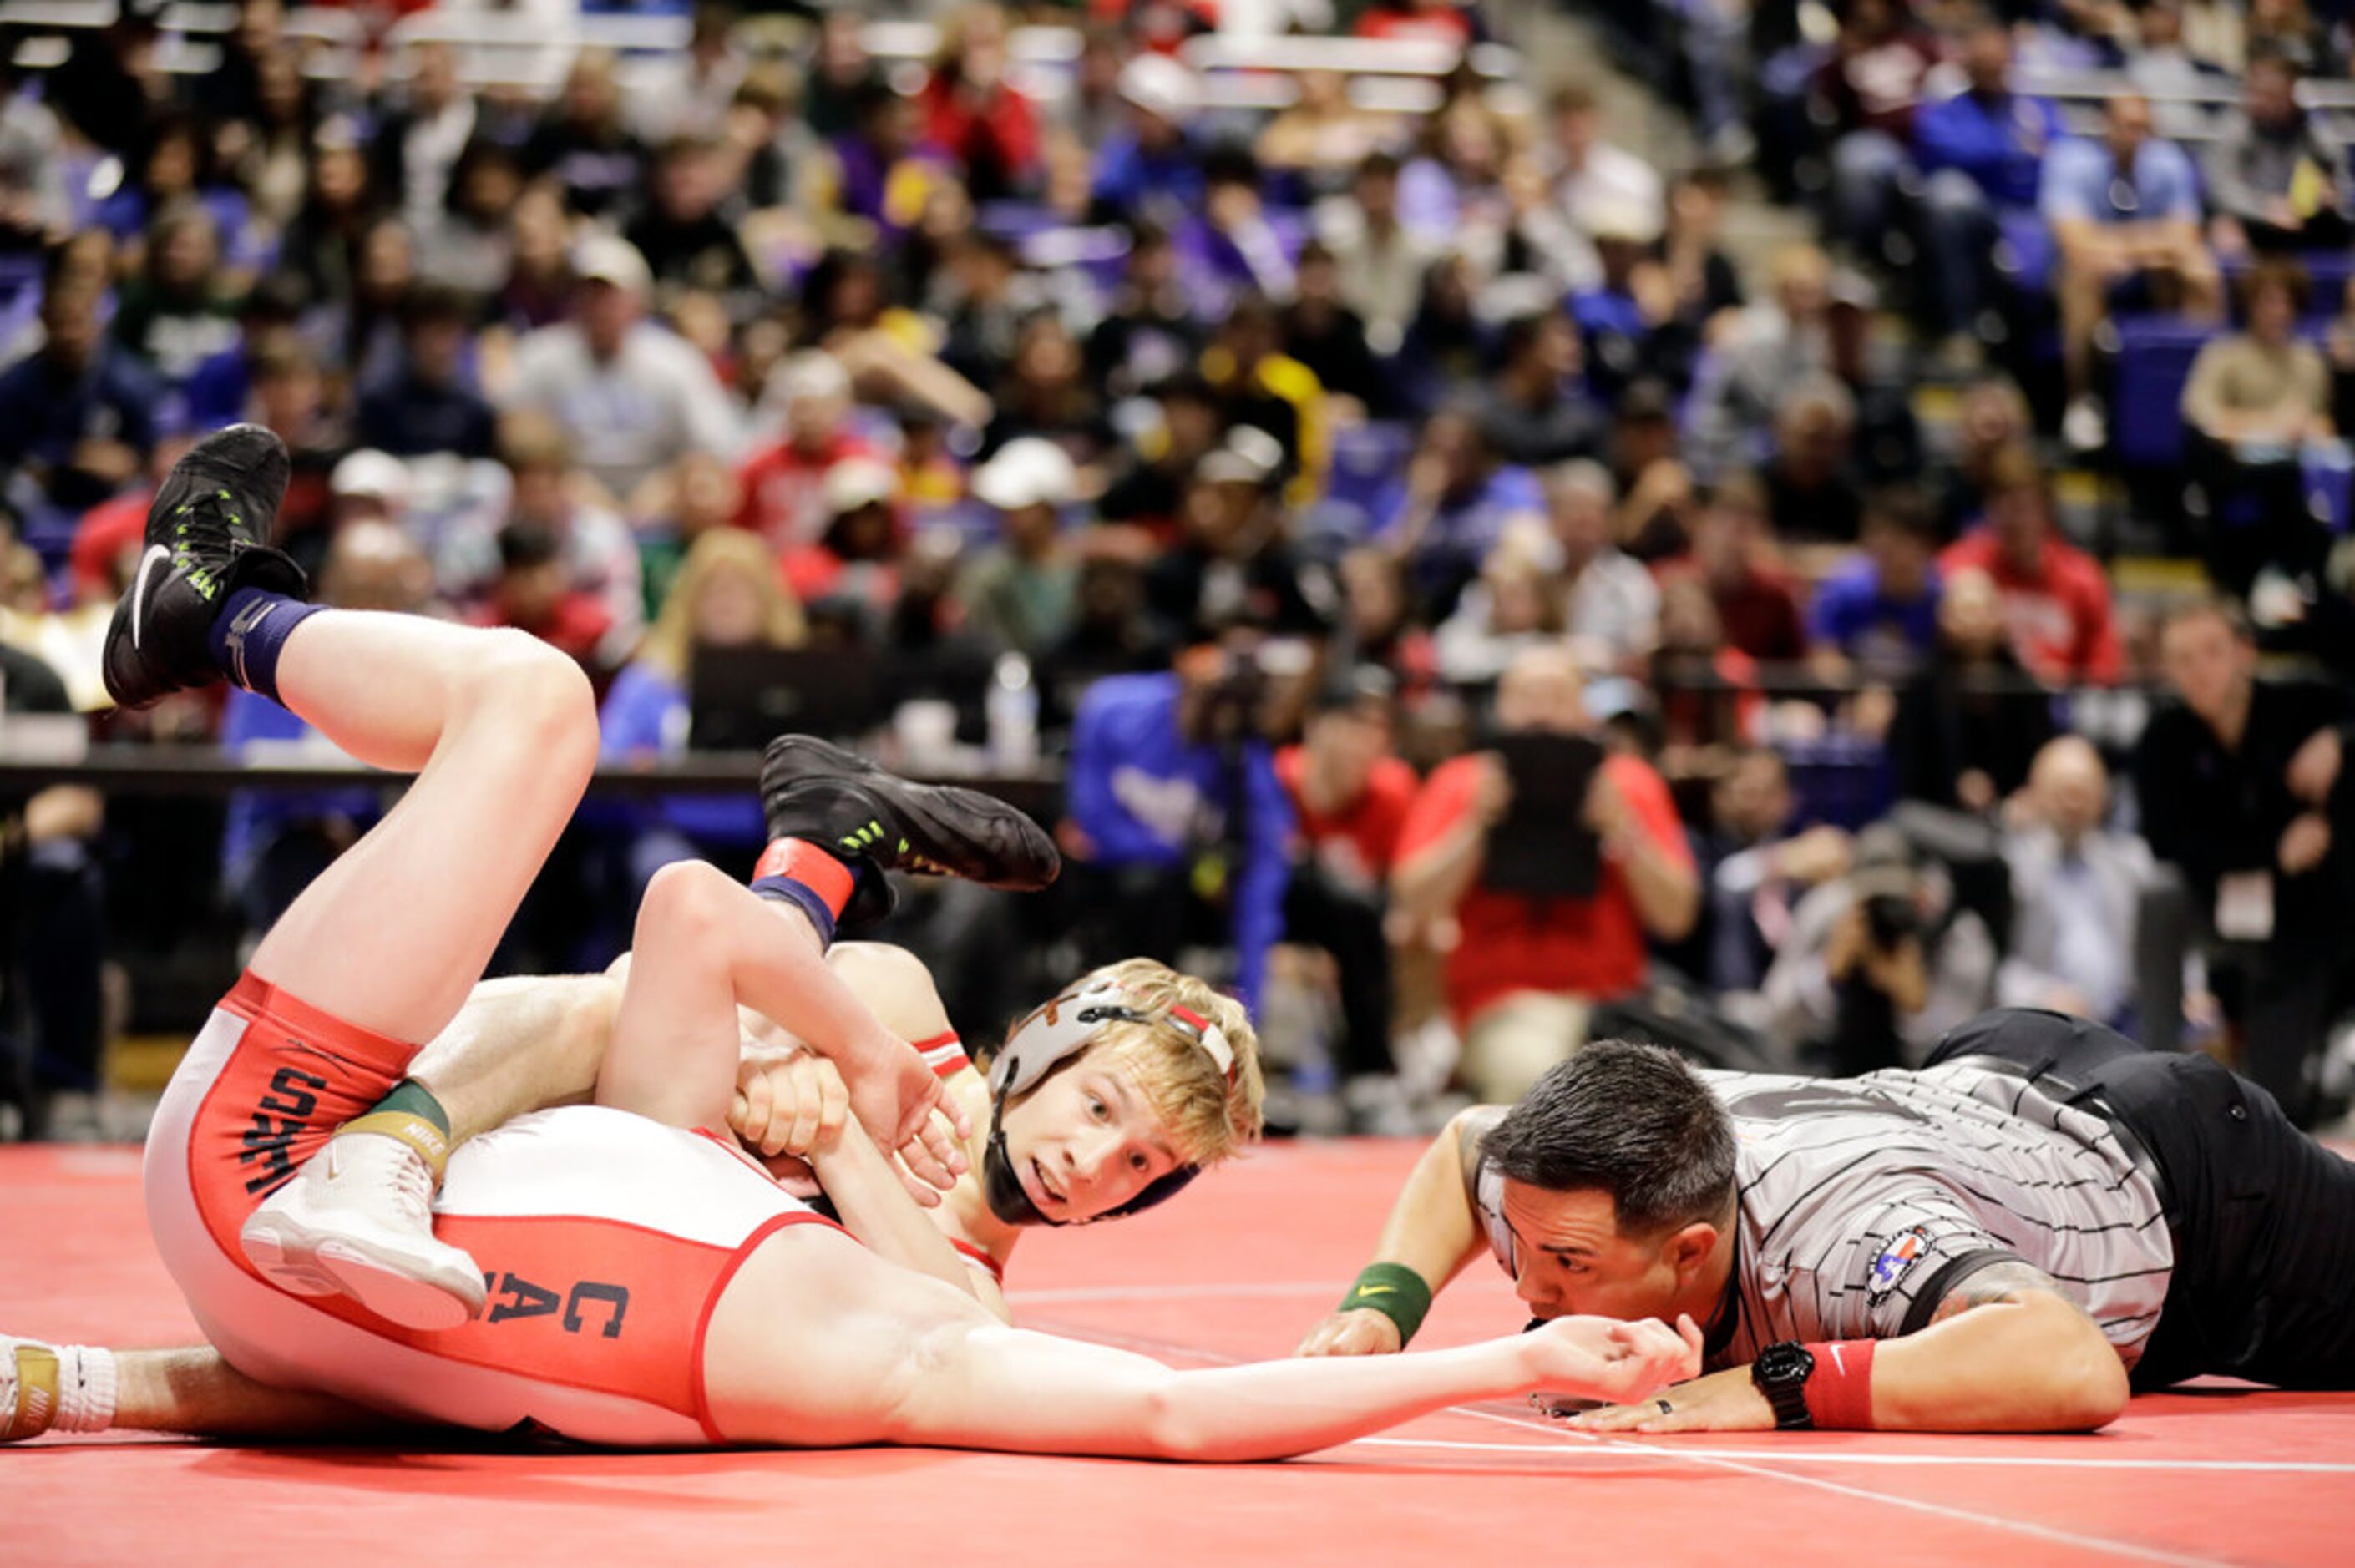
1928, 1008, 2355, 1392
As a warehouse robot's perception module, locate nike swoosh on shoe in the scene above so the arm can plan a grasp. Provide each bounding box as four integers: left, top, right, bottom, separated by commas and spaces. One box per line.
129, 544, 170, 650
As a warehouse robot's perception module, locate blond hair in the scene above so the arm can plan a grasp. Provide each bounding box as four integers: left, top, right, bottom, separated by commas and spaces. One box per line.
1042, 959, 1265, 1166
636, 529, 807, 680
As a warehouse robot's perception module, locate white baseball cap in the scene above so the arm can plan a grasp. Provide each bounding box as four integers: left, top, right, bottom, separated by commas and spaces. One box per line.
329, 448, 411, 508
823, 456, 900, 515
574, 234, 653, 296
775, 349, 853, 408
1118, 54, 1199, 123
972, 438, 1078, 512
1582, 194, 1663, 246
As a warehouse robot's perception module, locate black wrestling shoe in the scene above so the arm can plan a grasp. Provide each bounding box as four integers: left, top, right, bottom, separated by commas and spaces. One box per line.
101, 424, 308, 711
760, 735, 1062, 929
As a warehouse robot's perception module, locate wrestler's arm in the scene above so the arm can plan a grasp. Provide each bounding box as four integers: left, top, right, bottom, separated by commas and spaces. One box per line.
1573, 1260, 2131, 1434
1294, 1105, 1499, 1356
732, 1059, 1014, 1320
732, 1034, 1011, 1318
807, 1111, 1000, 1308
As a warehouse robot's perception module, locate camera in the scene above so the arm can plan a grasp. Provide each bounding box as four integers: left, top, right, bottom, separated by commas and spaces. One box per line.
1861, 887, 1922, 950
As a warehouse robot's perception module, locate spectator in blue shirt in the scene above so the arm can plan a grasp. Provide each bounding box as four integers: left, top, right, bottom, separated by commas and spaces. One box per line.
2038, 92, 2222, 451
1063, 633, 1297, 1014
1912, 16, 2066, 345
355, 284, 499, 459
0, 271, 160, 515
1089, 54, 1206, 230
1375, 407, 1545, 618
1809, 485, 1942, 683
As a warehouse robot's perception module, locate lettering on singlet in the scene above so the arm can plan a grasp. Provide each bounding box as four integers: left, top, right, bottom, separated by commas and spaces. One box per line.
241, 1065, 327, 1197
484, 1272, 633, 1339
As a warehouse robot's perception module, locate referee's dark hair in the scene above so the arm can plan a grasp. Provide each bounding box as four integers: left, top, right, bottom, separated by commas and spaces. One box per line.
1484, 1040, 1738, 1237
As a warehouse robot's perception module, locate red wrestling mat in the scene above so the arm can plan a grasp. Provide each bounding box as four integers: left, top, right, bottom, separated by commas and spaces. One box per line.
10, 1139, 2353, 1566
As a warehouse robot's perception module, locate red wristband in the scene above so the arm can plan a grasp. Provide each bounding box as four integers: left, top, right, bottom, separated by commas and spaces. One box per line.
1800, 1339, 1877, 1430
752, 838, 856, 918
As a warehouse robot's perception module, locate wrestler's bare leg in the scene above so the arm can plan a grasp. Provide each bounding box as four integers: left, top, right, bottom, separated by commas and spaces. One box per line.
244, 615, 597, 1042
230, 616, 599, 1325
111, 1350, 388, 1440
408, 974, 626, 1141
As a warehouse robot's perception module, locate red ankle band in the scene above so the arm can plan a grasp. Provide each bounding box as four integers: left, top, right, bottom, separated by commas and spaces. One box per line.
752, 839, 855, 918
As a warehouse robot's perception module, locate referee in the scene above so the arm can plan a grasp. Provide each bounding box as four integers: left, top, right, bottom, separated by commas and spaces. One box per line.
1297, 1009, 2355, 1433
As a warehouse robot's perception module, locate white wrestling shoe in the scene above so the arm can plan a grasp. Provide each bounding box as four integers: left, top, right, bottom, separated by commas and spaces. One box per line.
1, 1336, 49, 1440
240, 1129, 487, 1332
3, 1335, 115, 1440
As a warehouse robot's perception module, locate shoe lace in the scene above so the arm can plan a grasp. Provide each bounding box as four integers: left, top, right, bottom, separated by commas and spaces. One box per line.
379, 1145, 437, 1228
168, 490, 248, 599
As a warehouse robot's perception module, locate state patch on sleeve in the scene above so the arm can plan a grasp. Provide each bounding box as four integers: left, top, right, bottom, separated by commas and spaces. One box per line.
1866, 1226, 1936, 1303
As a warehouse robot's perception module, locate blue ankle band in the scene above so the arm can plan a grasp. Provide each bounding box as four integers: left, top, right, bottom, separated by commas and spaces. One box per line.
750, 875, 838, 949
207, 589, 322, 706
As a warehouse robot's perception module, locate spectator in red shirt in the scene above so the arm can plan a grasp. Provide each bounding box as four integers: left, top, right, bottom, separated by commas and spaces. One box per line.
1391, 642, 1699, 1103
473, 521, 615, 680
781, 456, 904, 636
1937, 443, 2121, 686
1355, 0, 1480, 48
734, 351, 880, 551
1276, 673, 1421, 1097
1650, 572, 1765, 762
1656, 468, 1809, 663
919, 3, 1040, 203
68, 433, 198, 605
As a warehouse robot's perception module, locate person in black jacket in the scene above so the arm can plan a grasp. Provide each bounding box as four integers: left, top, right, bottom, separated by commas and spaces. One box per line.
1281, 242, 1391, 417
1475, 309, 1603, 468
0, 642, 104, 1140
353, 284, 498, 460
2134, 597, 2354, 1124
1888, 565, 2055, 815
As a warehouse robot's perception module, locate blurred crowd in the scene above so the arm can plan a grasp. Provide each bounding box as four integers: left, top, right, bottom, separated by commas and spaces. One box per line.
2, 0, 2352, 1141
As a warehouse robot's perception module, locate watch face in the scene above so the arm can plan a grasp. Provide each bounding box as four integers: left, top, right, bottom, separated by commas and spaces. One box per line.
1755, 1343, 1815, 1385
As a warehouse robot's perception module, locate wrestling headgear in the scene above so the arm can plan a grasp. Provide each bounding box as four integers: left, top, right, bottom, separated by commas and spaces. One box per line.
980, 980, 1238, 1227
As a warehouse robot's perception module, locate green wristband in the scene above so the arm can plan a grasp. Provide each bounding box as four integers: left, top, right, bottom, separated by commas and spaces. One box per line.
1338, 1262, 1434, 1346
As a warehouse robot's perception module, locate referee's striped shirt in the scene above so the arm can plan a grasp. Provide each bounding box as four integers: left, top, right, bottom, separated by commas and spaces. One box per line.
1471, 1064, 2175, 1369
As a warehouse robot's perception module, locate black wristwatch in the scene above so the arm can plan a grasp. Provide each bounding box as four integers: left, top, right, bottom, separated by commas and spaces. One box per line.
1750, 1341, 1816, 1430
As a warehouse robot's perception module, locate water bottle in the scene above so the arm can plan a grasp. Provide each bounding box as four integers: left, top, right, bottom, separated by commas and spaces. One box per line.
987, 652, 1039, 771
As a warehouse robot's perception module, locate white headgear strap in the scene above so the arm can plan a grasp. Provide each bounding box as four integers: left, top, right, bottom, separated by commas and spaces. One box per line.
989, 981, 1237, 1100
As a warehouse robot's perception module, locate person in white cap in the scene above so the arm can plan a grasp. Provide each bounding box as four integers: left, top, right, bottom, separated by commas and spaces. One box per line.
784, 453, 904, 622
506, 234, 742, 510
957, 436, 1081, 661
737, 350, 884, 552
326, 448, 413, 531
